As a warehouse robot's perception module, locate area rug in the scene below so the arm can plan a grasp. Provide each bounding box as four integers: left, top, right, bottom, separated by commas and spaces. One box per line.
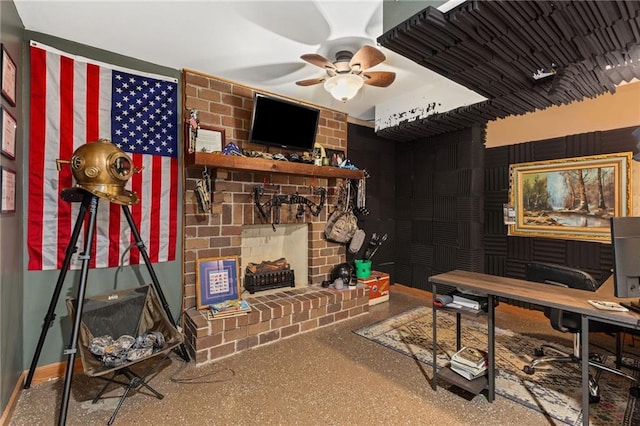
353, 306, 640, 426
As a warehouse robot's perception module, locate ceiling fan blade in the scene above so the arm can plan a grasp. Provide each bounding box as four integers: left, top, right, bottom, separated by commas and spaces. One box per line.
349, 45, 385, 71
363, 71, 396, 87
295, 77, 326, 87
301, 54, 336, 71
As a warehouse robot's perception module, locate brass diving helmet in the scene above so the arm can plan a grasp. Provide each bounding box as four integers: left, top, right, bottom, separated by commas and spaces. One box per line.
57, 139, 140, 205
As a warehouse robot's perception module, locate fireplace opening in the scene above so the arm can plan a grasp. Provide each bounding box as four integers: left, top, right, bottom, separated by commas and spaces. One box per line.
241, 224, 309, 295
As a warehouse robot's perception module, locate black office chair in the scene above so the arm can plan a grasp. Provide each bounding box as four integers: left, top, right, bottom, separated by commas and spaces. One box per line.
523, 262, 639, 403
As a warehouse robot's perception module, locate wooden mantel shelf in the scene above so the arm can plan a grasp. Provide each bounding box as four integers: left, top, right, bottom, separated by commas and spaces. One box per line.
186, 152, 365, 180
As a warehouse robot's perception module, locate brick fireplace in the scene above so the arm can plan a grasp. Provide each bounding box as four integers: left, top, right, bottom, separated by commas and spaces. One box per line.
181, 70, 370, 365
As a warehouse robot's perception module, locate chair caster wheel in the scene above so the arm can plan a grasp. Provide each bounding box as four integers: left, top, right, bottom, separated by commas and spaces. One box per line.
589, 394, 600, 404
629, 387, 640, 398
533, 348, 545, 357
523, 365, 535, 375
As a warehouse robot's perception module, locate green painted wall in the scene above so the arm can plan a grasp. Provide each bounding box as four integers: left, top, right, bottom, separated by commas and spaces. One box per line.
0, 0, 25, 413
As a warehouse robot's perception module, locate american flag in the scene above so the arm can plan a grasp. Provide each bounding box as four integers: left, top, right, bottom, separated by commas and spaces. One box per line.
27, 42, 178, 270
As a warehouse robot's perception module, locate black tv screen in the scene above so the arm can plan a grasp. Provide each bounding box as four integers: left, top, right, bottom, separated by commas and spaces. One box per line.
248, 93, 320, 151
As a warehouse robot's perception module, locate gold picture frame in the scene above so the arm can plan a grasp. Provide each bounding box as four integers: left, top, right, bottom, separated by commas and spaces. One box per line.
508, 152, 632, 242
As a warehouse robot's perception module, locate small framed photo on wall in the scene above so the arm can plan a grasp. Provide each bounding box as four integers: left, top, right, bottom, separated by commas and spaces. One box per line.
1, 105, 17, 159
1, 44, 17, 106
1, 166, 16, 214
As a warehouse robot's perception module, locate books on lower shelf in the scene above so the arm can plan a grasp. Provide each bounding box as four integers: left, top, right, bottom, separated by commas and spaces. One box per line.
449, 346, 488, 380
452, 293, 488, 311
433, 291, 488, 312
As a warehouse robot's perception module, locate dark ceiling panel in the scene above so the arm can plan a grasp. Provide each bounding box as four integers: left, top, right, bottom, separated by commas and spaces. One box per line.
377, 0, 640, 142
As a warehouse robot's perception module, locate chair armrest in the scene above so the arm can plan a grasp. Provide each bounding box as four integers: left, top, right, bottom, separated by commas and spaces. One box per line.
547, 307, 571, 332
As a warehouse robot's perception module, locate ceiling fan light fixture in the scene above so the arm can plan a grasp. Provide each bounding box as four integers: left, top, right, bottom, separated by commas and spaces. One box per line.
324, 74, 364, 102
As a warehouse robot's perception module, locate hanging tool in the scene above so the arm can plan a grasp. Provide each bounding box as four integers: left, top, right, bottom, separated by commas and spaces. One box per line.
253, 185, 326, 231
194, 167, 211, 213
364, 233, 388, 261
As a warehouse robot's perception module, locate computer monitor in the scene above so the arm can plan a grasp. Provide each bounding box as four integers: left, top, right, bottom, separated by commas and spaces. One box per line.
610, 216, 640, 299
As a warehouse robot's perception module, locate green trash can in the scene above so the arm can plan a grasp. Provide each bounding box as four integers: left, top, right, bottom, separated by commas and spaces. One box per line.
354, 259, 372, 279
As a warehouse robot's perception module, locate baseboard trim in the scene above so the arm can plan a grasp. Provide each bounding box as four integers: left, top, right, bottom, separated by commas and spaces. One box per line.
0, 359, 83, 425
28, 358, 84, 386
0, 371, 25, 426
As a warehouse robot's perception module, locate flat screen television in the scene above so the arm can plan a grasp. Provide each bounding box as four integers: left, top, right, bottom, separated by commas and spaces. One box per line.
248, 93, 320, 152
610, 216, 640, 299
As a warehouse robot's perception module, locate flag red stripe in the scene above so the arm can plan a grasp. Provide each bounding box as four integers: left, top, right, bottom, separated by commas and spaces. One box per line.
147, 155, 162, 262
167, 158, 178, 261
27, 47, 47, 270
85, 64, 100, 141
56, 55, 76, 269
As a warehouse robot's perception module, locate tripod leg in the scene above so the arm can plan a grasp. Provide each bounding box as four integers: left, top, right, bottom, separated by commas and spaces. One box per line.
121, 205, 191, 362
58, 195, 100, 425
24, 193, 91, 389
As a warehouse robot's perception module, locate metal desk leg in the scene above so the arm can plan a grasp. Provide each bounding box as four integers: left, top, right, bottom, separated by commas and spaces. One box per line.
456, 312, 461, 350
581, 315, 589, 426
488, 295, 495, 402
432, 282, 438, 391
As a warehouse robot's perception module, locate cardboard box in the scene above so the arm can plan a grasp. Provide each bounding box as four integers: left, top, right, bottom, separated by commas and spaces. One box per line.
358, 271, 390, 305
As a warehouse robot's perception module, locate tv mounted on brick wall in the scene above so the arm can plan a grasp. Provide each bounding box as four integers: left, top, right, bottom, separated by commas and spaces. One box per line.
248, 93, 320, 152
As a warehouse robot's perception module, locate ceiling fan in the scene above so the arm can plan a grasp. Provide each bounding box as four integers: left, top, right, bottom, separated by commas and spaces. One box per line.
295, 45, 396, 102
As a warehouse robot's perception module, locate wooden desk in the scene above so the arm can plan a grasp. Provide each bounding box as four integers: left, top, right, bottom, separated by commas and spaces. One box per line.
429, 270, 640, 426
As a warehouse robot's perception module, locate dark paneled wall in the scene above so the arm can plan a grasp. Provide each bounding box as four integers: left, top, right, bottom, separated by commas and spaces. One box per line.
485, 125, 639, 284
393, 125, 485, 292
347, 124, 397, 281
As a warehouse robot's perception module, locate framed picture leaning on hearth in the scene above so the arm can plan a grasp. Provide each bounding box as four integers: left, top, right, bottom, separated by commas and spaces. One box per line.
196, 256, 240, 310
508, 152, 632, 242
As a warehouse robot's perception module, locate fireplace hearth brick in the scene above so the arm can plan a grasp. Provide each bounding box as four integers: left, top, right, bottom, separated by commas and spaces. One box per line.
184, 285, 369, 366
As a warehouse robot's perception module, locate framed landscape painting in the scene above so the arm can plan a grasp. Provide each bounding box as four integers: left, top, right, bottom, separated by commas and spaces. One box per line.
508, 152, 632, 242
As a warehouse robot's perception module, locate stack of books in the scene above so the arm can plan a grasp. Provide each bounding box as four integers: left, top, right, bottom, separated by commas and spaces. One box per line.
449, 346, 488, 380
208, 299, 251, 319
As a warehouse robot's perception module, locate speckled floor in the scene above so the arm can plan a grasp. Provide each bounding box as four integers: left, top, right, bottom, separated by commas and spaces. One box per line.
9, 287, 635, 426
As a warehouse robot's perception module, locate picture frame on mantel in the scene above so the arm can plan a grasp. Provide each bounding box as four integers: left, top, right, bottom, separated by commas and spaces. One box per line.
1, 105, 17, 160
1, 44, 17, 106
325, 148, 345, 167
195, 256, 240, 310
187, 123, 225, 154
508, 152, 632, 242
